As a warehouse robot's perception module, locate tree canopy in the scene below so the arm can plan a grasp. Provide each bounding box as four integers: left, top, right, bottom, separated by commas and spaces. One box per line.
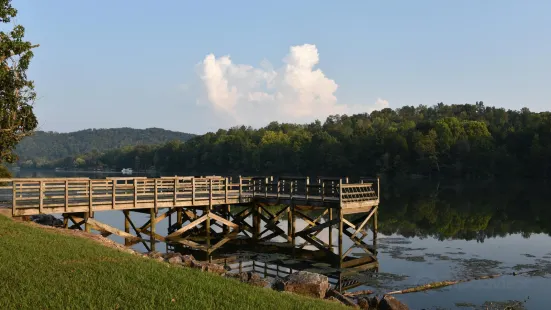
38, 102, 551, 179
0, 0, 38, 164
15, 128, 195, 168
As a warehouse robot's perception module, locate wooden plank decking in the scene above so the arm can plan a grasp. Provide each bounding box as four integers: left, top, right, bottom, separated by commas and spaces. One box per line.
0, 176, 379, 216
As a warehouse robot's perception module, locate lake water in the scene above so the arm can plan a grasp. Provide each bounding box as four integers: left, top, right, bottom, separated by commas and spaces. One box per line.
12, 170, 551, 309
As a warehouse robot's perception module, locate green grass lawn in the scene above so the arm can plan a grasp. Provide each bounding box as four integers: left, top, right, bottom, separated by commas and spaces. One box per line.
0, 215, 345, 310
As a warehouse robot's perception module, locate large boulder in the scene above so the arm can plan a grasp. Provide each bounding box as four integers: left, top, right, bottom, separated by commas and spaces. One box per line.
273, 271, 330, 299
378, 295, 409, 310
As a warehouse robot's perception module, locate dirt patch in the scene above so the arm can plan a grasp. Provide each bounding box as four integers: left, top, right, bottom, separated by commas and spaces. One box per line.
0, 208, 12, 218
22, 220, 140, 256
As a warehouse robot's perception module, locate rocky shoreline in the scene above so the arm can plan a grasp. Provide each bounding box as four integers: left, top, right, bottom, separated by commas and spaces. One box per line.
143, 251, 409, 310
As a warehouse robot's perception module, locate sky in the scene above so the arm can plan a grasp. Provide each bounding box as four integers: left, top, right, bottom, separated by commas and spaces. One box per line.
11, 0, 551, 134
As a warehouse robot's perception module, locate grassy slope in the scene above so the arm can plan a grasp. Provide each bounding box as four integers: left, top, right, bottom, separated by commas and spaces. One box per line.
0, 215, 344, 310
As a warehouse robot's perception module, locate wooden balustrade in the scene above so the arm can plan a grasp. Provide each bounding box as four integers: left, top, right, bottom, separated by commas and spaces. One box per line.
0, 176, 379, 216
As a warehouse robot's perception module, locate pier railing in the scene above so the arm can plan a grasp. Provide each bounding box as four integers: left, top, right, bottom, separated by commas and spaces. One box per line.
0, 176, 379, 216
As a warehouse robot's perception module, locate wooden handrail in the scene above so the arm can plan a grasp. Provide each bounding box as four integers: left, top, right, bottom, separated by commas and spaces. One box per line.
5, 176, 379, 216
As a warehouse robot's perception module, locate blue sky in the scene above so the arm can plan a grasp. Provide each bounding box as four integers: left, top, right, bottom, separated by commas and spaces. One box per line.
13, 0, 551, 134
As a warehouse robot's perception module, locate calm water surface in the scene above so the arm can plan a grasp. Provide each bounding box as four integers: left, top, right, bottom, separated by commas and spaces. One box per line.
14, 171, 551, 309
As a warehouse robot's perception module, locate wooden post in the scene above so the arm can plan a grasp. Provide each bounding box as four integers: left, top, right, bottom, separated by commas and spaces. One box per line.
373, 206, 378, 249
112, 180, 116, 209
253, 203, 260, 240
124, 210, 130, 246
338, 208, 343, 268
65, 180, 69, 213
192, 178, 196, 205
329, 208, 333, 251
84, 212, 91, 233
287, 206, 292, 242
290, 180, 294, 200
177, 208, 183, 228
277, 179, 280, 199
223, 204, 230, 234
173, 178, 177, 206
133, 179, 137, 208
39, 180, 44, 214
209, 178, 213, 207
238, 176, 242, 202
88, 180, 93, 217
321, 181, 325, 201
207, 179, 213, 246
338, 179, 343, 268
154, 179, 158, 213
225, 177, 228, 203
305, 177, 309, 200
150, 208, 156, 252
291, 204, 296, 248
264, 177, 268, 198
12, 181, 16, 217
63, 214, 69, 229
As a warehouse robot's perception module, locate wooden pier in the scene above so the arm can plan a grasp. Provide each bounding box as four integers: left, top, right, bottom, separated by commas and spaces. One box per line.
0, 176, 379, 269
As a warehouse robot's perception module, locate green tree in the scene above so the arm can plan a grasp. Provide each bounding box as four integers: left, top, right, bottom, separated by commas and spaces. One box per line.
0, 0, 38, 164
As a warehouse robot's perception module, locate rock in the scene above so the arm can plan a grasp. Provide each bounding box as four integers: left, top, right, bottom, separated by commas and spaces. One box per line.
30, 214, 63, 227
192, 261, 226, 275
147, 251, 163, 259
163, 252, 181, 259
230, 272, 268, 287
155, 257, 165, 262
181, 255, 195, 267
358, 298, 370, 309
377, 295, 409, 310
369, 296, 379, 308
325, 289, 358, 308
168, 256, 183, 265
272, 271, 330, 299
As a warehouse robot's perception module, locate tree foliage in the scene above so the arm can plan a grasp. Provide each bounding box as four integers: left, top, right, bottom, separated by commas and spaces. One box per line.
0, 0, 38, 164
32, 102, 551, 179
15, 128, 195, 167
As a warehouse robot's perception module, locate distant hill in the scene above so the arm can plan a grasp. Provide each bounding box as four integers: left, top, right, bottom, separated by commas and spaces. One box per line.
15, 127, 195, 166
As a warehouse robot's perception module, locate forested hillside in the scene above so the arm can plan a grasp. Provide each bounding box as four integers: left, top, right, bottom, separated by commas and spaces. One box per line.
15, 128, 194, 167
37, 103, 551, 178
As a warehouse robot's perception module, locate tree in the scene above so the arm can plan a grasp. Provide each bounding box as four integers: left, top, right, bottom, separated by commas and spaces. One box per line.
0, 0, 38, 164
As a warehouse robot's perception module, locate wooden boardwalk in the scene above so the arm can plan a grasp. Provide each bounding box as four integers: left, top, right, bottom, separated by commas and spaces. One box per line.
0, 175, 379, 269
0, 176, 379, 216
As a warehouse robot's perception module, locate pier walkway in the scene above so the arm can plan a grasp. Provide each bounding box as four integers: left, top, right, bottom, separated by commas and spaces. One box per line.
0, 176, 379, 269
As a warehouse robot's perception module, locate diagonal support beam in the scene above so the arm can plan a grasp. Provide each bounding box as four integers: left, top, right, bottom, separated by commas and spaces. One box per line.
295, 218, 340, 237
349, 206, 377, 240
208, 213, 239, 229
139, 208, 177, 232
86, 218, 140, 241
166, 214, 208, 239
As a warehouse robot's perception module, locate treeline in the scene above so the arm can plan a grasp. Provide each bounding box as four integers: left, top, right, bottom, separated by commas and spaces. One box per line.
40, 102, 551, 178
15, 128, 195, 168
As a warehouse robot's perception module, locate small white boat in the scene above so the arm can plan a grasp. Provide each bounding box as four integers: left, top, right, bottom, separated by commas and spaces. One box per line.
121, 168, 133, 174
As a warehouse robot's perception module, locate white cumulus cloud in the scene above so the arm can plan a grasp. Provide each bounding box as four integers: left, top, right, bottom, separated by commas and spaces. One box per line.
196, 44, 388, 127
